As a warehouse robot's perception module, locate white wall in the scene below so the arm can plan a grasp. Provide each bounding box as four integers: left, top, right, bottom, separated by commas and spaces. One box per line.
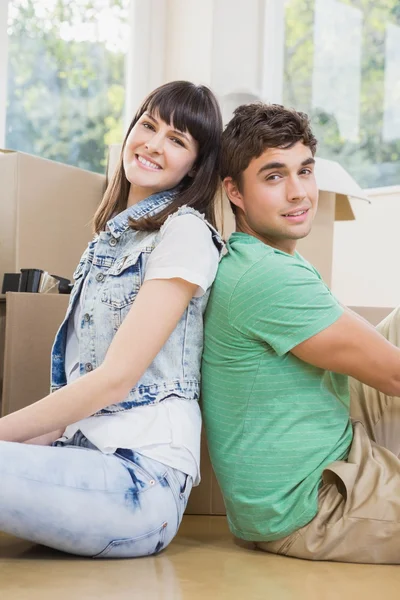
124, 0, 167, 127
124, 0, 280, 123
332, 187, 400, 307
211, 0, 264, 97
165, 0, 214, 84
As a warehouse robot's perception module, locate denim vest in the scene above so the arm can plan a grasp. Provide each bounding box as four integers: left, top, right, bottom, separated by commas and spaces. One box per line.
51, 189, 224, 414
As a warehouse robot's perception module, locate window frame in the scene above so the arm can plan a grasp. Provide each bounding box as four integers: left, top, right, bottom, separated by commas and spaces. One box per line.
0, 0, 164, 157
0, 0, 9, 148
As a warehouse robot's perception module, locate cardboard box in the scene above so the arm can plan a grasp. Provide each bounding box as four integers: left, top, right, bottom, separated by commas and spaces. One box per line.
1, 293, 69, 416
185, 428, 226, 515
349, 306, 393, 327
0, 298, 5, 413
0, 150, 106, 290
332, 186, 400, 308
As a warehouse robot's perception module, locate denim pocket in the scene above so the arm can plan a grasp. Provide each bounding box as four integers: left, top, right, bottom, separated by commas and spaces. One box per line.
101, 252, 142, 310
165, 469, 193, 526
93, 521, 168, 559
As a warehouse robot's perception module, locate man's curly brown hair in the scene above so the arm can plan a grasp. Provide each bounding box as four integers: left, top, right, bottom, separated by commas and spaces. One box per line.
221, 103, 317, 213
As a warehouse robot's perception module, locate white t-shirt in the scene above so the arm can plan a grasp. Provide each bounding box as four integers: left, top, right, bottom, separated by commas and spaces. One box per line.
62, 214, 219, 484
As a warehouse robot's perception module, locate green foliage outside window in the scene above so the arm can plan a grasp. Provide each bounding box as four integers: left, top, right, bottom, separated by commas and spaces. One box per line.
285, 0, 400, 188
6, 0, 128, 174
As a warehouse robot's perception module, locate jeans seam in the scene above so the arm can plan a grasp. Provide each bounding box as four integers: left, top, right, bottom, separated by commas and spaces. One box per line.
164, 471, 184, 518
0, 466, 162, 495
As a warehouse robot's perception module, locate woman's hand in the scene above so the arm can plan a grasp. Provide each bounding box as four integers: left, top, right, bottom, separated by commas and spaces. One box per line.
0, 278, 197, 443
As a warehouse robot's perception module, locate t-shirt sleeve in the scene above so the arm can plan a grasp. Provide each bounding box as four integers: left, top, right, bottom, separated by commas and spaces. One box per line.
144, 213, 220, 297
230, 253, 344, 356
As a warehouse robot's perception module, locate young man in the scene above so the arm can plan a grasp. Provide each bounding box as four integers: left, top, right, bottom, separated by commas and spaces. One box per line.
201, 103, 400, 564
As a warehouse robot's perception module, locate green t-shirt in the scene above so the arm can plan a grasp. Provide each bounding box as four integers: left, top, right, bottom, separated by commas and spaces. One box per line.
201, 232, 353, 542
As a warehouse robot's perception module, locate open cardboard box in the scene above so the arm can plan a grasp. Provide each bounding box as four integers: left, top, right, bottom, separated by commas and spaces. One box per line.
0, 149, 105, 414
1, 293, 69, 416
0, 150, 106, 291
215, 157, 370, 286
297, 158, 369, 285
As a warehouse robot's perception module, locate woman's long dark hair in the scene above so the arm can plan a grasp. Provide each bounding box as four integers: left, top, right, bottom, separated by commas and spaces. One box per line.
93, 81, 222, 233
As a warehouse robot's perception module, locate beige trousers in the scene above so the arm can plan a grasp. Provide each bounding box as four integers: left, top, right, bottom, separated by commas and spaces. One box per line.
257, 307, 400, 564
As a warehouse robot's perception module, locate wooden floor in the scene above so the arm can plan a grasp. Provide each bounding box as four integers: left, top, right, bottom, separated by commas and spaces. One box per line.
1, 516, 400, 599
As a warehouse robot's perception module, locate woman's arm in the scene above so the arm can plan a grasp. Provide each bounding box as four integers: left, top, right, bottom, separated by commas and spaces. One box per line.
0, 278, 197, 443
24, 430, 65, 446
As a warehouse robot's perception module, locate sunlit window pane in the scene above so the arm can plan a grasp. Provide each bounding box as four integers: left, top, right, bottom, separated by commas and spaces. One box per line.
284, 0, 400, 188
6, 0, 129, 173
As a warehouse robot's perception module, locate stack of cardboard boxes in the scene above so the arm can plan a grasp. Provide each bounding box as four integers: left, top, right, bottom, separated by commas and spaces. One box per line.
0, 146, 391, 516
0, 150, 106, 415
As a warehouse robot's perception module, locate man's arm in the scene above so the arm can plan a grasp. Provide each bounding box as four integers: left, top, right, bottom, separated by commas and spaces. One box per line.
291, 310, 400, 396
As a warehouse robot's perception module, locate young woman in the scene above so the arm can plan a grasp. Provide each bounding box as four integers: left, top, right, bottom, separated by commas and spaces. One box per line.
0, 81, 224, 558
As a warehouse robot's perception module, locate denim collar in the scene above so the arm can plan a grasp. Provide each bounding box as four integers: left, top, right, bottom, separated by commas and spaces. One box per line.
107, 187, 179, 238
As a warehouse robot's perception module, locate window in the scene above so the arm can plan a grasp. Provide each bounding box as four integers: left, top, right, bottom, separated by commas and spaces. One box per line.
284, 0, 400, 188
6, 0, 130, 173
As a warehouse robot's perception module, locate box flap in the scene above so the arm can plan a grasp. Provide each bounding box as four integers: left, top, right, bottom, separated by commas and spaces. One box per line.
335, 193, 355, 220
315, 157, 369, 221
315, 157, 368, 200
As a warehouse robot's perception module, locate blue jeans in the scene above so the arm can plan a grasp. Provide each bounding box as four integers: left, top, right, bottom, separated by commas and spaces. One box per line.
0, 431, 192, 558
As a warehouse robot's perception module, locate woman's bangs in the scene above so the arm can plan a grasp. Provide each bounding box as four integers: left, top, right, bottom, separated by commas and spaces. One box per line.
146, 89, 210, 146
